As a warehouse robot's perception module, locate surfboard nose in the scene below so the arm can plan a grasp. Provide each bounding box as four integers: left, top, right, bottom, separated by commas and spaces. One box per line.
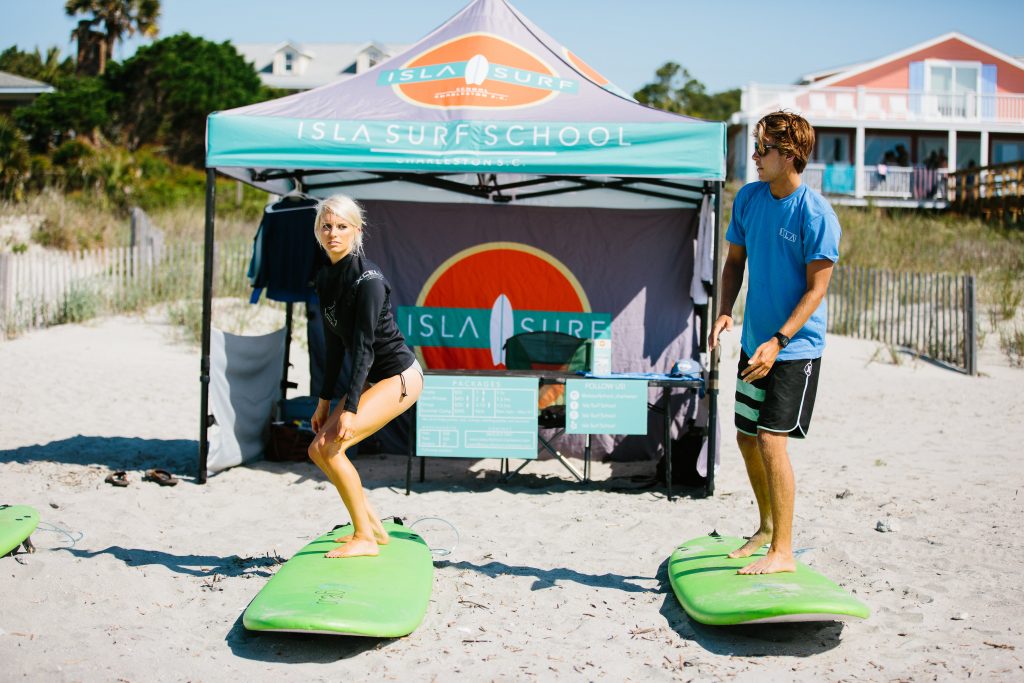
490, 293, 515, 366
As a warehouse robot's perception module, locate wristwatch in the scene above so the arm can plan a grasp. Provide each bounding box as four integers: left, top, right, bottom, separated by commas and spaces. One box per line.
772, 332, 790, 349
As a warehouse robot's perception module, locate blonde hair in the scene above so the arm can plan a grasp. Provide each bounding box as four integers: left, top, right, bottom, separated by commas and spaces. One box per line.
754, 111, 815, 173
314, 194, 366, 256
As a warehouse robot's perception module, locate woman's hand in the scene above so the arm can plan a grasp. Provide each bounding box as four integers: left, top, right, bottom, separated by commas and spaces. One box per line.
310, 399, 331, 433
333, 411, 357, 444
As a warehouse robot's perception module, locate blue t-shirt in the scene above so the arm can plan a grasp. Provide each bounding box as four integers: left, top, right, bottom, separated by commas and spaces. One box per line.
726, 182, 841, 360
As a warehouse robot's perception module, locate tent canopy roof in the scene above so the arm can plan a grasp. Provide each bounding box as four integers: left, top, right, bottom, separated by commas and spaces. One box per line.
206, 0, 724, 206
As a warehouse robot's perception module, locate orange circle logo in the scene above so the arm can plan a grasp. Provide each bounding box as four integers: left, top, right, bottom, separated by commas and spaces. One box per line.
411, 242, 593, 369
378, 33, 578, 110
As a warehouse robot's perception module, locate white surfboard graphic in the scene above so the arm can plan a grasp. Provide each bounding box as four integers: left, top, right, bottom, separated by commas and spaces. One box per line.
465, 54, 489, 85
489, 293, 514, 366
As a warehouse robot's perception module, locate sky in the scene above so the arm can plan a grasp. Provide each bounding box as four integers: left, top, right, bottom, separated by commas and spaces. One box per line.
2, 0, 1022, 94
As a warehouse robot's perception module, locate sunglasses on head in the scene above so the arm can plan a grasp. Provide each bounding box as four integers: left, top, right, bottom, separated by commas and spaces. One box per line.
754, 141, 780, 156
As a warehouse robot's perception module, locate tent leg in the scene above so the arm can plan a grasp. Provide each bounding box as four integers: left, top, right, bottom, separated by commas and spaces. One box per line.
199, 169, 216, 484
705, 180, 724, 497
279, 302, 294, 419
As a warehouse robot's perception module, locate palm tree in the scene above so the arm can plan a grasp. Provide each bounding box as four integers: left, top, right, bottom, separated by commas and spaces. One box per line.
65, 0, 161, 75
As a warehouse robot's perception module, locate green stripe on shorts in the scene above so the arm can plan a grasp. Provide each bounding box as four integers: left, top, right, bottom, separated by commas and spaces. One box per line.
737, 380, 766, 402
735, 401, 760, 422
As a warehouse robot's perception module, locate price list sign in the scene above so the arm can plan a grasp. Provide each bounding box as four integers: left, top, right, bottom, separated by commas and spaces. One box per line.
416, 376, 539, 459
564, 379, 648, 435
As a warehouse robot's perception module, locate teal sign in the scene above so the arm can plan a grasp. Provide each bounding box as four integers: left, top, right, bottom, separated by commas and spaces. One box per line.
398, 306, 610, 349
416, 375, 538, 459
205, 115, 726, 178
564, 379, 648, 435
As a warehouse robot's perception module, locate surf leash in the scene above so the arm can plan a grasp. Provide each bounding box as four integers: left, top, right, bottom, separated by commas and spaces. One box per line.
409, 516, 460, 557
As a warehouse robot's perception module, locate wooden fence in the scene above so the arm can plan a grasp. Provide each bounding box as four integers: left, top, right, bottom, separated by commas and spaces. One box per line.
827, 265, 977, 374
2, 242, 980, 374
948, 160, 1024, 226
0, 241, 252, 338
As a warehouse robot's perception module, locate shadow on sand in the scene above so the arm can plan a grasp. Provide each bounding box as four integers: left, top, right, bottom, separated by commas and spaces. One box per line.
62, 544, 284, 578
224, 612, 391, 663
442, 558, 658, 594
653, 557, 845, 657
0, 435, 708, 500
0, 435, 197, 479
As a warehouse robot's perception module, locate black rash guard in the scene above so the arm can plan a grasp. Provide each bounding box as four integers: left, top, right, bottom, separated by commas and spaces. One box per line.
315, 253, 416, 412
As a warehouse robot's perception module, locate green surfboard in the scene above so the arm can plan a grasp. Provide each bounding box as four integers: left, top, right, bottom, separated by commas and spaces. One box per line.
0, 505, 39, 556
668, 534, 870, 625
243, 521, 433, 637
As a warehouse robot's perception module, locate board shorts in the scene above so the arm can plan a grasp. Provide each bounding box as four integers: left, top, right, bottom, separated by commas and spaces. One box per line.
734, 350, 821, 438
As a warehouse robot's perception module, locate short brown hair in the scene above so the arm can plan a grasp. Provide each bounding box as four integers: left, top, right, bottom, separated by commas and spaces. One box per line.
754, 111, 815, 173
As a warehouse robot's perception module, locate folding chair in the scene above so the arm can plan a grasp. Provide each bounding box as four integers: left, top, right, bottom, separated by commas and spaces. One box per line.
502, 331, 592, 481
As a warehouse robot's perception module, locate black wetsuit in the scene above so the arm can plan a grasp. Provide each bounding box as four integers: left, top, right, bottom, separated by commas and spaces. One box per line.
315, 253, 416, 412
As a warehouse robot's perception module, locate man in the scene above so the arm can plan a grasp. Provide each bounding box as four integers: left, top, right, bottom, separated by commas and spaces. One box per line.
708, 111, 841, 575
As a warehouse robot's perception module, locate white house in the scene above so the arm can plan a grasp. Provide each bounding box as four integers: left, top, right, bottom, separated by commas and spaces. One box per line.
0, 70, 54, 116
234, 41, 408, 92
729, 33, 1024, 206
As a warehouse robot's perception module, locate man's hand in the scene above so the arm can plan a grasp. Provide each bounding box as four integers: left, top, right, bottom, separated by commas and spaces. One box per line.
708, 314, 733, 351
740, 338, 782, 382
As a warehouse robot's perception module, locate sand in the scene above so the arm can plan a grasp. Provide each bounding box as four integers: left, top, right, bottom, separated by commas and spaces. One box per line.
2, 312, 1023, 682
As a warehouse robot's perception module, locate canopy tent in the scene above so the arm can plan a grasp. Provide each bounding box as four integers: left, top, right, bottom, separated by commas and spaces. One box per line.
201, 0, 727, 489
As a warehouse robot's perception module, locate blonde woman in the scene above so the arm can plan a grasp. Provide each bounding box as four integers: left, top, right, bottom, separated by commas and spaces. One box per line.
308, 194, 423, 558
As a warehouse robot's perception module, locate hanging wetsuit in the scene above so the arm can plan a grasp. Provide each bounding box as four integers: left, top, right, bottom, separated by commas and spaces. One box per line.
315, 253, 416, 413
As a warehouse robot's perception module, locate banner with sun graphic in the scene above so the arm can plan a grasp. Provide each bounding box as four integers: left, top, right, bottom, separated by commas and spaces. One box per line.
359, 200, 700, 377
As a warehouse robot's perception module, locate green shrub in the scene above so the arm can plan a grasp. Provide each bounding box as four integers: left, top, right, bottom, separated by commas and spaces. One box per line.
999, 325, 1024, 368
57, 284, 101, 324
0, 115, 30, 200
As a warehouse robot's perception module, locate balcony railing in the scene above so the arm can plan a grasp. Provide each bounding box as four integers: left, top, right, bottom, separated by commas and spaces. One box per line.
742, 84, 1024, 124
804, 163, 948, 200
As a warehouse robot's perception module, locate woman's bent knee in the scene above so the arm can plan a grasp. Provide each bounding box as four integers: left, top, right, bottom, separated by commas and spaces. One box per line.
308, 440, 323, 462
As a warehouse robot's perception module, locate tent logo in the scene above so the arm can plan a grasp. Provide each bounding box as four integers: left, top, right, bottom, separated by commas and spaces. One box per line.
398, 242, 610, 370
378, 32, 579, 110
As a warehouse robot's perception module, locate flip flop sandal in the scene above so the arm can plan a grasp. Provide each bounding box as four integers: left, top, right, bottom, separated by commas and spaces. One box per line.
104, 471, 129, 487
143, 469, 179, 487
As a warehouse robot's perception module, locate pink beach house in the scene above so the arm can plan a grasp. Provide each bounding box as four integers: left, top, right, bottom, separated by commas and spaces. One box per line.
728, 32, 1024, 206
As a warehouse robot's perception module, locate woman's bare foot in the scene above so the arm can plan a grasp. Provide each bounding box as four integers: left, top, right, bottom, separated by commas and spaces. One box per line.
727, 530, 772, 559
333, 521, 390, 545
325, 536, 379, 558
737, 551, 796, 575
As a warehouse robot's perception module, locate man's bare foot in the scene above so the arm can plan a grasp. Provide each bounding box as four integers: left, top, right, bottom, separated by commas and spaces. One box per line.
333, 524, 390, 545
727, 531, 772, 559
737, 551, 796, 575
325, 536, 379, 558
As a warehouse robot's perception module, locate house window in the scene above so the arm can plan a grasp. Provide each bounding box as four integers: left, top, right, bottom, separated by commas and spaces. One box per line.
865, 135, 911, 166
917, 136, 947, 169
956, 138, 981, 170
283, 52, 294, 73
925, 60, 980, 117
815, 133, 850, 164
992, 140, 1024, 164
